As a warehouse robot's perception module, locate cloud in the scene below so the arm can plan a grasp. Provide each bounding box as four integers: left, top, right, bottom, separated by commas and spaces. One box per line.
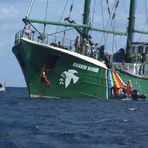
0, 6, 19, 20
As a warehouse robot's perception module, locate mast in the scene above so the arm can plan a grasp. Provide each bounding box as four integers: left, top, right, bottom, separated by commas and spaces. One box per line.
82, 0, 91, 40
126, 0, 136, 62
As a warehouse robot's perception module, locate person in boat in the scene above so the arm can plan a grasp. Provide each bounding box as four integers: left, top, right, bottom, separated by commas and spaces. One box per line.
40, 71, 50, 87
127, 80, 133, 97
74, 36, 80, 53
122, 86, 126, 94
131, 89, 139, 100
111, 83, 121, 96
121, 85, 128, 98
131, 89, 146, 100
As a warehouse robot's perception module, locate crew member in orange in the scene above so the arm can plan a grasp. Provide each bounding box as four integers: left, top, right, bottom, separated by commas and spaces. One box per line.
40, 71, 50, 87
127, 80, 133, 97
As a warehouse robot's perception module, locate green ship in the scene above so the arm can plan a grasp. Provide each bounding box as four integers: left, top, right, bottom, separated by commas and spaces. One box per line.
12, 0, 148, 99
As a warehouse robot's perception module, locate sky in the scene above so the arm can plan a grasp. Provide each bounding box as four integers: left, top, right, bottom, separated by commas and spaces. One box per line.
0, 0, 147, 87
0, 0, 30, 87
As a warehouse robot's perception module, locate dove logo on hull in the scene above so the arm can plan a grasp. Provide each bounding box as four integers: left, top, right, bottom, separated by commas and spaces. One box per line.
59, 69, 79, 88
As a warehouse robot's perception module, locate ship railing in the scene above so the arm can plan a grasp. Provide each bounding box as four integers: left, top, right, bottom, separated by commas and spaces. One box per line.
46, 35, 75, 51
14, 28, 111, 65
112, 62, 148, 76
14, 28, 32, 44
14, 28, 105, 61
14, 30, 24, 44
14, 28, 75, 51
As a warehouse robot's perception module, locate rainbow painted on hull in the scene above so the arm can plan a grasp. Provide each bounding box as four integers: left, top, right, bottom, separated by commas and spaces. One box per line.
108, 70, 126, 97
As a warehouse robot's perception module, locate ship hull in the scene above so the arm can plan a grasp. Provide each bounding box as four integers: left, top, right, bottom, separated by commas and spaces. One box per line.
12, 38, 148, 99
13, 38, 109, 99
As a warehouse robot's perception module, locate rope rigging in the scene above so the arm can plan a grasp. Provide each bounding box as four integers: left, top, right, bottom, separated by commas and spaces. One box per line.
26, 0, 35, 18
91, 0, 96, 30
53, 0, 69, 45
69, 0, 75, 17
145, 0, 148, 31
44, 0, 48, 21
99, 1, 113, 45
63, 0, 75, 45
42, 0, 49, 41
88, 0, 96, 37
25, 0, 127, 49
100, 0, 106, 46
137, 0, 148, 42
55, 0, 69, 33
111, 0, 120, 54
99, 0, 120, 54
106, 0, 111, 16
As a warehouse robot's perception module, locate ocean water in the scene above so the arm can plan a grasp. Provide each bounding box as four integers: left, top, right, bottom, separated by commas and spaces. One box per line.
0, 87, 148, 148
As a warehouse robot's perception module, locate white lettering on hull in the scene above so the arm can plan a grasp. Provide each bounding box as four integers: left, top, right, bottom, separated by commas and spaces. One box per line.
73, 62, 99, 73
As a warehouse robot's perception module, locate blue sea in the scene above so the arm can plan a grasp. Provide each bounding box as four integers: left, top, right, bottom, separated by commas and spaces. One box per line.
0, 87, 148, 148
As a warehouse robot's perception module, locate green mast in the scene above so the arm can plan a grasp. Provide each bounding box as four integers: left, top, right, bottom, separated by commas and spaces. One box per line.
82, 0, 91, 39
126, 0, 136, 62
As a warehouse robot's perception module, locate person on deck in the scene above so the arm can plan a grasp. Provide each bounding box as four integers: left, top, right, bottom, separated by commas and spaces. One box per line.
40, 71, 50, 87
74, 36, 80, 53
24, 25, 32, 40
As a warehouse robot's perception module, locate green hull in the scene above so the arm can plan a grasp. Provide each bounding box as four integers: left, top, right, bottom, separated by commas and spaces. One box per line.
12, 38, 148, 99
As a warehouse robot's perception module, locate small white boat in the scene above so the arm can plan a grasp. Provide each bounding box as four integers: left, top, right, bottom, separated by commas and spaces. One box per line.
0, 83, 5, 92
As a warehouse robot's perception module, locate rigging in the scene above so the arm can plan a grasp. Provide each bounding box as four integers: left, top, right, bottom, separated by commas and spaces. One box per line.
26, 0, 34, 18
